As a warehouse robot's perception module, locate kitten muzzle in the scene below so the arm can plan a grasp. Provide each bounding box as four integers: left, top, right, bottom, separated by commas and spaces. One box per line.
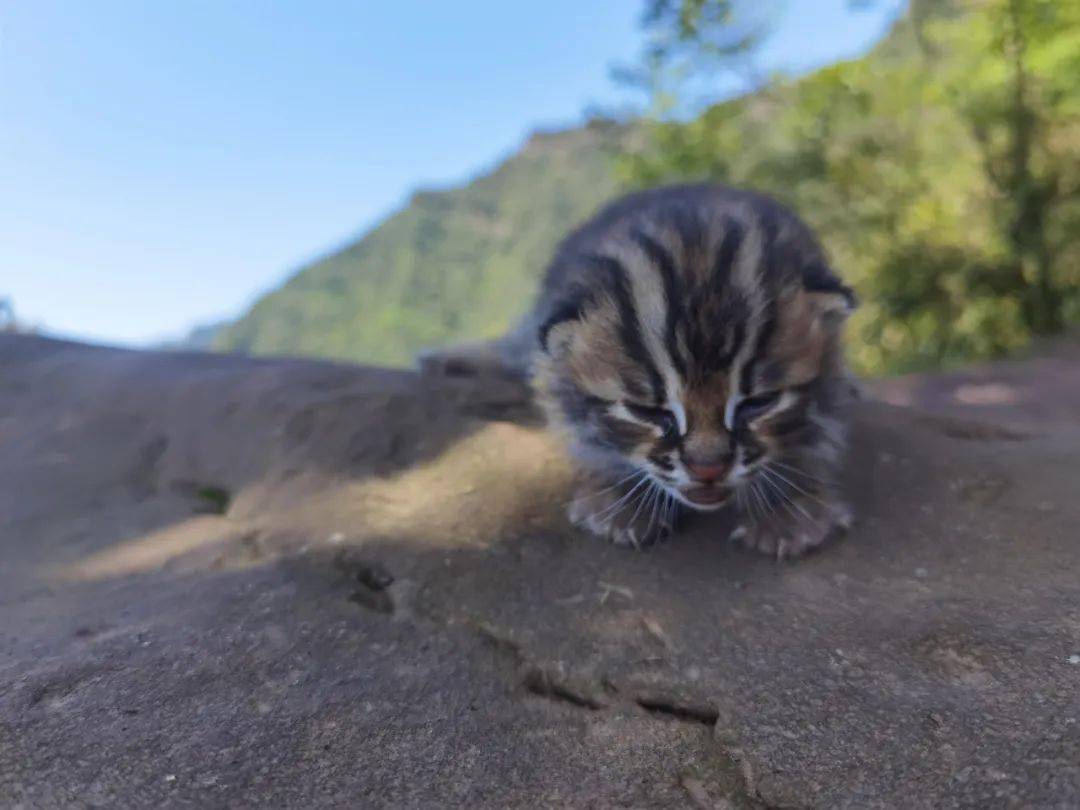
681, 484, 732, 509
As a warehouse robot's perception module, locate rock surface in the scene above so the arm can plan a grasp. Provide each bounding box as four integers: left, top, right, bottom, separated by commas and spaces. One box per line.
2, 334, 1079, 808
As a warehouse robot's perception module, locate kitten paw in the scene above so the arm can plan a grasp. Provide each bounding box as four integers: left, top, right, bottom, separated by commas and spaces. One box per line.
608, 521, 674, 549
729, 502, 851, 560
568, 480, 677, 549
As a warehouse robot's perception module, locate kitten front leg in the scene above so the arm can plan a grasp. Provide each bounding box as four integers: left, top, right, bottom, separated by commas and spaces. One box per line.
731, 458, 852, 560
568, 466, 680, 548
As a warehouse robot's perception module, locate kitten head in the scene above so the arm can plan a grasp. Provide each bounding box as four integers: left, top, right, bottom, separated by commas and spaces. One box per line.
533, 202, 854, 511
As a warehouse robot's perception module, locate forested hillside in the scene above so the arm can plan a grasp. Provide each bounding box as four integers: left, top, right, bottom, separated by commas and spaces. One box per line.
215, 122, 628, 365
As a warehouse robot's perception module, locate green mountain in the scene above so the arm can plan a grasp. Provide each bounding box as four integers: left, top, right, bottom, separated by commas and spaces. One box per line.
215, 121, 629, 366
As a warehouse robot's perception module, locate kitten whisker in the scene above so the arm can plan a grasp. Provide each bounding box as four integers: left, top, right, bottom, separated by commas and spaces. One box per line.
762, 463, 831, 509
627, 480, 658, 534
762, 477, 778, 513
645, 486, 663, 542
767, 459, 833, 489
566, 468, 644, 507
758, 469, 823, 530
592, 475, 650, 524
746, 479, 768, 525
740, 481, 755, 524
741, 481, 756, 524
756, 475, 805, 528
633, 482, 664, 548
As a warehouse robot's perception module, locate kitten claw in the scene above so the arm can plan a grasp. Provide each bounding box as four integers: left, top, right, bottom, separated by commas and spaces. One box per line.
736, 502, 852, 560
833, 503, 854, 531
610, 522, 672, 549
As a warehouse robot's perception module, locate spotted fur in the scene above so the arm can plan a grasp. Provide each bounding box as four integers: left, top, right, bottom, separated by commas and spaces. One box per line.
421, 183, 857, 557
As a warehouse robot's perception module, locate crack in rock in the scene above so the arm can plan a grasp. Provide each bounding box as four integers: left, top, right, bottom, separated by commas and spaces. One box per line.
522, 667, 603, 710
635, 695, 720, 726
342, 594, 781, 806
472, 622, 604, 709
355, 609, 780, 807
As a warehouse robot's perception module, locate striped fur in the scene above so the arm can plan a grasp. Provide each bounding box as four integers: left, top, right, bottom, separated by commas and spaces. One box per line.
532, 184, 856, 556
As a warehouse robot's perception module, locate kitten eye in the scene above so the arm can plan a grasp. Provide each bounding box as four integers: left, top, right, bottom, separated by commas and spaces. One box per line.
625, 403, 678, 437
736, 392, 781, 423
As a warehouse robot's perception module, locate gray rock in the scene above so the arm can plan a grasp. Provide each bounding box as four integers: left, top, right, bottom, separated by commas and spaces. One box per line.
2, 334, 1079, 808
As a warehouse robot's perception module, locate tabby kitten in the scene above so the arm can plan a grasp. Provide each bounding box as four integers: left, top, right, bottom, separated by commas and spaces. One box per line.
423, 184, 857, 558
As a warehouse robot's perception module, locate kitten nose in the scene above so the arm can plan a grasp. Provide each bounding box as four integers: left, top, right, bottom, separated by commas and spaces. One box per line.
685, 461, 728, 484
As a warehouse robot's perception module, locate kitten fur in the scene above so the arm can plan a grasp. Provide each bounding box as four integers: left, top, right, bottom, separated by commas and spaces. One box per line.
421, 184, 857, 558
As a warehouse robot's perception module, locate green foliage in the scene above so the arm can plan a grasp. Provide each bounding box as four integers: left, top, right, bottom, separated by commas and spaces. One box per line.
639, 0, 774, 65
921, 0, 1080, 334
216, 123, 627, 366
618, 0, 1080, 375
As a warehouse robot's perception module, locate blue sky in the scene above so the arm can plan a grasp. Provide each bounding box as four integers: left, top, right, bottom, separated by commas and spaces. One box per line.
0, 1, 901, 345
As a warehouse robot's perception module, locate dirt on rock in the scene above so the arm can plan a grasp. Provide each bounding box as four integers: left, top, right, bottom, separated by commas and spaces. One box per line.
867, 335, 1080, 430
2, 334, 1079, 808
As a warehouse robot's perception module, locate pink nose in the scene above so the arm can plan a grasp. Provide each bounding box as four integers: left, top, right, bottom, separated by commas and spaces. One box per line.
685, 462, 727, 484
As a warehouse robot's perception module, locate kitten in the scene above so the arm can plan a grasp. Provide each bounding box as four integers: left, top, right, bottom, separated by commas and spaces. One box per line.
422, 184, 856, 558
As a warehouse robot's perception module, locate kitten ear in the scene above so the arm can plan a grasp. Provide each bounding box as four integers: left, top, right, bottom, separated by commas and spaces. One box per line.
539, 297, 588, 356
802, 263, 856, 318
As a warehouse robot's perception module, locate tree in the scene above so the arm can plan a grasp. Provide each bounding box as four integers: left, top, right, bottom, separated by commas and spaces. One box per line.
916, 0, 1080, 334
617, 0, 1080, 375
613, 0, 780, 119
